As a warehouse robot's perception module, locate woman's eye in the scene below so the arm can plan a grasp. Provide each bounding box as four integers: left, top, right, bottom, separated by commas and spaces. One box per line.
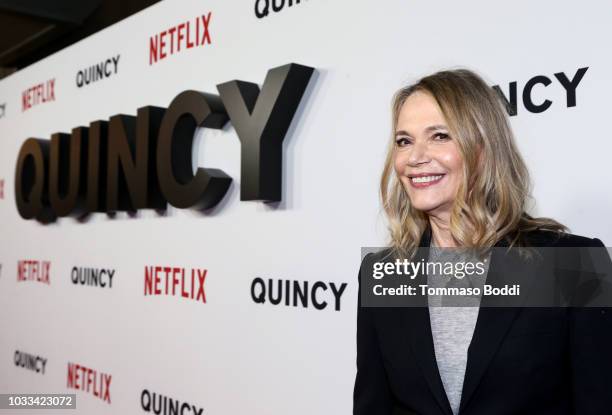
433, 132, 449, 141
395, 137, 411, 147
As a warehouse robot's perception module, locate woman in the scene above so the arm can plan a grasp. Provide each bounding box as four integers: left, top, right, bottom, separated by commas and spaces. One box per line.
354, 69, 612, 415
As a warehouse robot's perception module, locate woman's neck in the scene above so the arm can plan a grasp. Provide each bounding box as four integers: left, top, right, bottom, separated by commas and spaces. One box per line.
428, 214, 457, 248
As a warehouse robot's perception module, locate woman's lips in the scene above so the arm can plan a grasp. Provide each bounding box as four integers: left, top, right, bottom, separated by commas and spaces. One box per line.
408, 174, 445, 188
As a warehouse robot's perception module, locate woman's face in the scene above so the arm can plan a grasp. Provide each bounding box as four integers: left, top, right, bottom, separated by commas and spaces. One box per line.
393, 91, 464, 218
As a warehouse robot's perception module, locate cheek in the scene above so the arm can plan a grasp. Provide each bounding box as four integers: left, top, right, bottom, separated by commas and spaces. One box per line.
393, 151, 406, 175
443, 155, 464, 195
439, 146, 464, 176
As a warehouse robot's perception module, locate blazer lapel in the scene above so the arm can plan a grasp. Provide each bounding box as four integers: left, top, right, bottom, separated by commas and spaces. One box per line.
404, 228, 538, 414
404, 226, 454, 415
406, 307, 455, 415
458, 238, 536, 413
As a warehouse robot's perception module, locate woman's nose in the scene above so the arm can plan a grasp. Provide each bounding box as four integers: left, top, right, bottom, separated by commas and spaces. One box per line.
407, 140, 430, 166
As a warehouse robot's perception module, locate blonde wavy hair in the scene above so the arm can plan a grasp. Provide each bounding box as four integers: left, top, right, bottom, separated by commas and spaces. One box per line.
381, 69, 567, 257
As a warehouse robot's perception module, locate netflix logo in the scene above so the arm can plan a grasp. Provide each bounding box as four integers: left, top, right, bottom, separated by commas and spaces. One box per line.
67, 362, 112, 404
144, 266, 207, 303
22, 78, 55, 112
17, 260, 51, 284
149, 12, 212, 66
0, 178, 4, 199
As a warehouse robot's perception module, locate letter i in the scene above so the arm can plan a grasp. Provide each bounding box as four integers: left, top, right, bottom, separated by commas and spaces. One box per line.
196, 16, 200, 46
93, 370, 98, 396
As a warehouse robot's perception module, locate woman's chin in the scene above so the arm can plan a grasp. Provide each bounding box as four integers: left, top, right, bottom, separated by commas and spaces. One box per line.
411, 201, 451, 217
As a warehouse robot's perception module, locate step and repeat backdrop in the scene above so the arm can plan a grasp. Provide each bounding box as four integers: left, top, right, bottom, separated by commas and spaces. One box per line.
1, 0, 611, 413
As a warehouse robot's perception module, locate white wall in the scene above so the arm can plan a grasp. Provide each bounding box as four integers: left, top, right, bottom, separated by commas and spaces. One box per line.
1, 0, 610, 413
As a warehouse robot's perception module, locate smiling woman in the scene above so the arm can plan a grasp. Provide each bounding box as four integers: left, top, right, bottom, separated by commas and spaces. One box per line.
354, 69, 612, 415
393, 92, 464, 228
381, 69, 567, 254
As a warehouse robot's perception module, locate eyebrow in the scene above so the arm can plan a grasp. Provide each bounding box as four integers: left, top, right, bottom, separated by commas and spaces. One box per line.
395, 124, 448, 137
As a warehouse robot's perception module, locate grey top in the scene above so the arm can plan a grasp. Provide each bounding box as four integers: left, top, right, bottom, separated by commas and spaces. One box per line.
427, 246, 491, 415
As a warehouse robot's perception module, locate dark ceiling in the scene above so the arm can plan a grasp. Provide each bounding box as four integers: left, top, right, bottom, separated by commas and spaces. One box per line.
0, 0, 160, 78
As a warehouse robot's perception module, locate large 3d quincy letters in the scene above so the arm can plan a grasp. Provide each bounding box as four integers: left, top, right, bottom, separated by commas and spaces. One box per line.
14, 63, 314, 221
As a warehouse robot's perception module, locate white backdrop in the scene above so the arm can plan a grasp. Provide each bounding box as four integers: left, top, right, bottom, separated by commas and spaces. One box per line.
1, 0, 611, 413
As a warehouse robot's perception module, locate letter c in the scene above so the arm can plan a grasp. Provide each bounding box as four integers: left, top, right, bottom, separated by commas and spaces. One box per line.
104, 59, 112, 77
156, 90, 231, 209
99, 269, 107, 288
523, 75, 552, 113
311, 281, 327, 310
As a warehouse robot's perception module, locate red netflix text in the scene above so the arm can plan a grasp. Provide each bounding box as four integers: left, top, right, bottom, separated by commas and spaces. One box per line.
144, 266, 207, 303
0, 179, 4, 199
17, 260, 50, 284
149, 12, 212, 66
22, 79, 55, 112
67, 362, 112, 404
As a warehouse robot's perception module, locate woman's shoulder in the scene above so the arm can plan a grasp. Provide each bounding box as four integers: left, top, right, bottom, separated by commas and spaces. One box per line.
360, 247, 395, 266
518, 229, 605, 248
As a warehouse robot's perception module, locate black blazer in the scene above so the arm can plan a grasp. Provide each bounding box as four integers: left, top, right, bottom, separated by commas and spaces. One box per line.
354, 228, 612, 415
